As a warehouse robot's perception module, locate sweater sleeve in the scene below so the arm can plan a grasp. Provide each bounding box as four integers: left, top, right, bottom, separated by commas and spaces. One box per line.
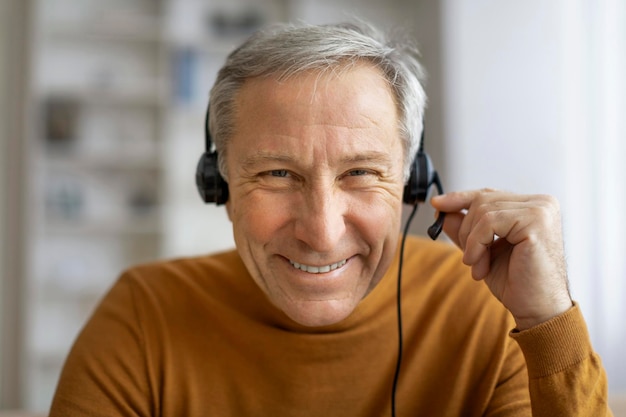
49, 271, 153, 417
510, 303, 613, 417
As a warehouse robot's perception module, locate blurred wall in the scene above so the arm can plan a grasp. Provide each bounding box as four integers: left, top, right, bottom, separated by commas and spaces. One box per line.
442, 1, 566, 194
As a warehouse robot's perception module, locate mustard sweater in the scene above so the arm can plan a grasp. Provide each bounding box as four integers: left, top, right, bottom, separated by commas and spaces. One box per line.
50, 236, 611, 416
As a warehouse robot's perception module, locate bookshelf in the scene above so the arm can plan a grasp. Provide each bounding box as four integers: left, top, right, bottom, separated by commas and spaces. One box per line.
26, 0, 168, 410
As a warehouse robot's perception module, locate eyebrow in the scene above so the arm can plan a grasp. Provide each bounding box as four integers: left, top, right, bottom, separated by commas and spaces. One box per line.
240, 150, 396, 169
340, 151, 396, 166
240, 152, 294, 169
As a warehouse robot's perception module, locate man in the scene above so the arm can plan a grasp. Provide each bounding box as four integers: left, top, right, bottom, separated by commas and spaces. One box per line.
50, 21, 611, 416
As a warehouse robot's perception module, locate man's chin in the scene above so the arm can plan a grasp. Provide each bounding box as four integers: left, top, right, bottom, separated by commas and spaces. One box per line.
280, 298, 359, 328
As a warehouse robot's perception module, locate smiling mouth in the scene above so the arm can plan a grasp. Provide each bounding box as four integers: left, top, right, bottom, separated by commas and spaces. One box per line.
289, 259, 347, 274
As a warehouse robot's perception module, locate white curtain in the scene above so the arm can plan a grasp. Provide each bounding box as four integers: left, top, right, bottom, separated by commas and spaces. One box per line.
561, 0, 626, 391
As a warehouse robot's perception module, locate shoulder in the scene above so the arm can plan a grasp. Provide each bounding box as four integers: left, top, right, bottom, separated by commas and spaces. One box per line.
120, 249, 247, 291
103, 249, 253, 315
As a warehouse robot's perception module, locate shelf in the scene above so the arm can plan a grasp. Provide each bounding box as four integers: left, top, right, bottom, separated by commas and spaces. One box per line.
41, 82, 168, 108
44, 152, 162, 172
42, 16, 164, 44
22, 0, 172, 412
43, 213, 162, 237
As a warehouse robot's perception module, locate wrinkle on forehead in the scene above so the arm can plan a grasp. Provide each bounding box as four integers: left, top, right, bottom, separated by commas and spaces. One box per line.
231, 63, 404, 174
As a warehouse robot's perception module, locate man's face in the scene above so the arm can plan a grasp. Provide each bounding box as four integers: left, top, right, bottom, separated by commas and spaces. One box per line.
225, 64, 405, 327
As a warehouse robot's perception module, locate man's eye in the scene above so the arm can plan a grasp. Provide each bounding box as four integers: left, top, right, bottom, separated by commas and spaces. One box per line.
347, 169, 370, 176
269, 169, 289, 178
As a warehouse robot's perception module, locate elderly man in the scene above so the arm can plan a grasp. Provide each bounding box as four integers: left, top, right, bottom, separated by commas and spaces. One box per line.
50, 21, 611, 416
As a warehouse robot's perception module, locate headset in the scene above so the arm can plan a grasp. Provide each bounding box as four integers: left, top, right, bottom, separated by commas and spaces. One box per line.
196, 104, 445, 239
195, 106, 229, 205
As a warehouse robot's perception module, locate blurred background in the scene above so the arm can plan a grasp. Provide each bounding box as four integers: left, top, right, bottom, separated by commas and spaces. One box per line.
0, 0, 624, 413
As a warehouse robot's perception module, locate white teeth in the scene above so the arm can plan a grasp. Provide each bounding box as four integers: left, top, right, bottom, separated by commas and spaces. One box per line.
289, 259, 347, 274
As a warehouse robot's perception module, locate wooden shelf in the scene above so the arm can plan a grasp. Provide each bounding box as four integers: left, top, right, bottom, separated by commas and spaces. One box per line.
44, 152, 162, 172
43, 16, 164, 44
43, 214, 162, 237
41, 82, 168, 108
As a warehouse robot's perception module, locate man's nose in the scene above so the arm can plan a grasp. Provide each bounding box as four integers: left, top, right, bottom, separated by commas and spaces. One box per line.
293, 184, 347, 253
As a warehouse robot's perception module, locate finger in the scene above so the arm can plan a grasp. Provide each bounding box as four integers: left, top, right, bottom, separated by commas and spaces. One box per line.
463, 207, 522, 264
471, 251, 491, 280
462, 213, 498, 278
438, 211, 465, 249
433, 189, 498, 250
432, 189, 532, 214
431, 190, 480, 213
438, 210, 495, 278
457, 194, 533, 255
433, 191, 511, 250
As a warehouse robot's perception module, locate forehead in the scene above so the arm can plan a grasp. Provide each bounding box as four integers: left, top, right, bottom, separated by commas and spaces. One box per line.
233, 64, 399, 134
225, 64, 405, 175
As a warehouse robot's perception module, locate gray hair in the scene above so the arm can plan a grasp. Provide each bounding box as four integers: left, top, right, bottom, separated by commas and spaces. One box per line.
209, 20, 427, 181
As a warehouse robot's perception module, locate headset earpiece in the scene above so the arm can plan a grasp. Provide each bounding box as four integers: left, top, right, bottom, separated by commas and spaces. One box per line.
195, 104, 229, 205
402, 150, 434, 205
196, 150, 229, 205
402, 127, 446, 240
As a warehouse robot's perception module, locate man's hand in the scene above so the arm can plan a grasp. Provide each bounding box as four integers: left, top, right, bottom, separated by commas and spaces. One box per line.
431, 189, 573, 330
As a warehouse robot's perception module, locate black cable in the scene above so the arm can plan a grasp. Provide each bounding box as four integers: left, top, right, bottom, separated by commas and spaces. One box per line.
391, 201, 420, 417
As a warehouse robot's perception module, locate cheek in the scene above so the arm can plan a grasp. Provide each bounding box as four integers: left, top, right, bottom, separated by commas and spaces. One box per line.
351, 196, 403, 290
357, 193, 404, 254
230, 195, 291, 245
352, 191, 404, 235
